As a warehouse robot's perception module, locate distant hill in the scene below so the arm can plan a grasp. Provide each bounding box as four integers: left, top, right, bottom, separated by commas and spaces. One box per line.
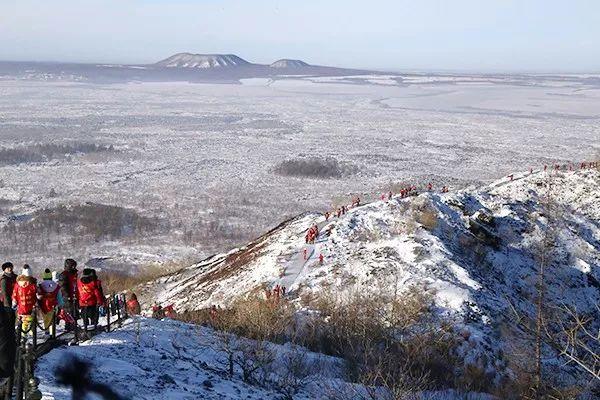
155, 53, 251, 69
270, 59, 310, 68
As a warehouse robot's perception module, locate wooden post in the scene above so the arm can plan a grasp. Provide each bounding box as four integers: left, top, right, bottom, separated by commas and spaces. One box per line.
14, 324, 24, 400
106, 296, 111, 333
32, 311, 37, 351
115, 294, 121, 326
51, 307, 57, 340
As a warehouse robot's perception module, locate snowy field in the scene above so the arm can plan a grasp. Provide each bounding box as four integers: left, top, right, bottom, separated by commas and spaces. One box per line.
0, 74, 599, 270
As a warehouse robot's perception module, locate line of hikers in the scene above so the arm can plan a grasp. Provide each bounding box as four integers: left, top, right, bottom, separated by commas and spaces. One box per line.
543, 161, 598, 172
264, 284, 286, 301
0, 259, 142, 337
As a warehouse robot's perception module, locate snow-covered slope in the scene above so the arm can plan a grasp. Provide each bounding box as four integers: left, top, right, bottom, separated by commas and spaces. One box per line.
270, 59, 310, 68
36, 317, 344, 400
139, 168, 599, 383
156, 53, 251, 68
37, 317, 493, 400
143, 169, 600, 318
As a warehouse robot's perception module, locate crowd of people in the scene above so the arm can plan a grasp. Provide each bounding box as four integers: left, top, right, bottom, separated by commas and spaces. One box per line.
0, 259, 144, 339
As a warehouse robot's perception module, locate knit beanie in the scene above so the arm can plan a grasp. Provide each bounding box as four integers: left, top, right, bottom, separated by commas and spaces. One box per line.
42, 268, 52, 281
2, 262, 13, 272
21, 265, 31, 277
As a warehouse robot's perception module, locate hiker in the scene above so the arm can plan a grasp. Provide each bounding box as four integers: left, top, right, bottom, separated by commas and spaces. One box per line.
544, 165, 547, 171
1, 262, 16, 308
388, 191, 393, 201
325, 211, 330, 221
12, 265, 37, 333
303, 248, 308, 260
91, 269, 106, 326
38, 268, 62, 336
59, 259, 79, 330
319, 254, 324, 265
151, 304, 164, 319
126, 293, 141, 316
163, 304, 176, 319
209, 305, 218, 322
427, 182, 433, 191
508, 174, 514, 181
529, 168, 533, 174
281, 286, 286, 296
273, 285, 281, 299
78, 268, 102, 330
381, 193, 386, 201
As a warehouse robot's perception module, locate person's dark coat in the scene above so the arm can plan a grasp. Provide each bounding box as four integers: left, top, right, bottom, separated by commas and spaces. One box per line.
0, 271, 16, 307
0, 307, 16, 378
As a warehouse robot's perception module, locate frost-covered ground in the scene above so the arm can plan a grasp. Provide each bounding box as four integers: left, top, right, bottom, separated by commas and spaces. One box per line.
36, 317, 340, 400
0, 74, 598, 270
36, 317, 493, 400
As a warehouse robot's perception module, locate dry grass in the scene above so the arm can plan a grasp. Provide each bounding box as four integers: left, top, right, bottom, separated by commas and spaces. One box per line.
102, 261, 182, 294
415, 208, 439, 231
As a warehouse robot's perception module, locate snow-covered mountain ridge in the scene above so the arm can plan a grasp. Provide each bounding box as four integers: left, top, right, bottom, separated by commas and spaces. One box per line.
143, 168, 600, 318
155, 53, 251, 68
137, 168, 599, 385
155, 53, 312, 69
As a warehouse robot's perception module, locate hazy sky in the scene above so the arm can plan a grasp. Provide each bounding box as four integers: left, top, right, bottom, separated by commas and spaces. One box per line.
0, 0, 598, 72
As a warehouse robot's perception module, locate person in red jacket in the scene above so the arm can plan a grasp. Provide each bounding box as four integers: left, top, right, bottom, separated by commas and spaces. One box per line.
126, 293, 141, 316
38, 269, 63, 336
163, 304, 176, 319
91, 269, 105, 326
78, 268, 101, 330
12, 266, 37, 333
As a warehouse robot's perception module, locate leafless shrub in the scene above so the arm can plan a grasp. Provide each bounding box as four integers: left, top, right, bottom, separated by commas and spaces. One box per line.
274, 157, 355, 179
271, 345, 319, 400
233, 340, 275, 384
296, 287, 467, 398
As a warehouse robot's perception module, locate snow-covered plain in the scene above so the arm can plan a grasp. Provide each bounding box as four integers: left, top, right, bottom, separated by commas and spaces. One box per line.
0, 74, 598, 271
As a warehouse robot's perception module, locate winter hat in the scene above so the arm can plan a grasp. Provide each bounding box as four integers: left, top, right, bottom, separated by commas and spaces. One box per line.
81, 268, 94, 277
2, 262, 13, 272
42, 268, 52, 281
21, 265, 31, 277
64, 258, 77, 270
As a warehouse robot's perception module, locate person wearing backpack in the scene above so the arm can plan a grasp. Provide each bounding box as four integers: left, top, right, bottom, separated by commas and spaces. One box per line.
78, 269, 102, 330
12, 265, 37, 333
38, 269, 63, 336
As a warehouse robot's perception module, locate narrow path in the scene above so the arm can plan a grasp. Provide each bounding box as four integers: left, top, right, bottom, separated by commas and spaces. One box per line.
277, 219, 330, 293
